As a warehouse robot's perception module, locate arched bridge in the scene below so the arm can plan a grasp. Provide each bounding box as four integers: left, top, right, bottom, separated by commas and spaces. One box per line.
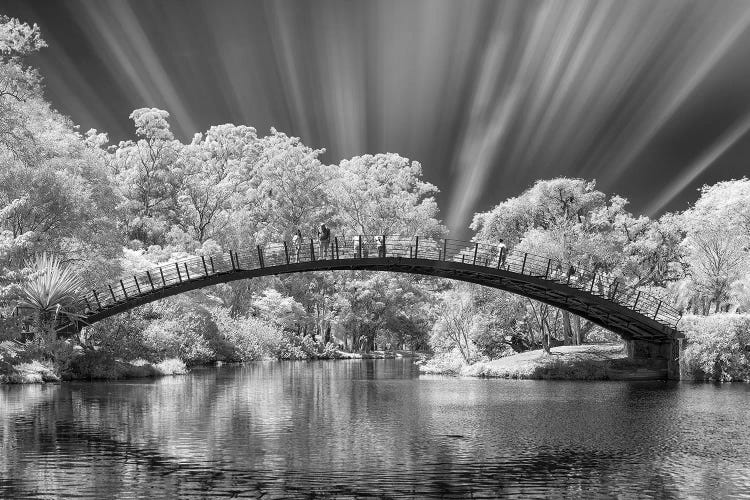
72, 235, 682, 346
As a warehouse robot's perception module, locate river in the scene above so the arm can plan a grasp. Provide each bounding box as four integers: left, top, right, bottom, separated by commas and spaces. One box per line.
1, 358, 749, 498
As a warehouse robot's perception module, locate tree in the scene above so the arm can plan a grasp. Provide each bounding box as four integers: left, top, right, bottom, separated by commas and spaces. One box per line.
332, 153, 444, 236
678, 181, 750, 313
334, 273, 431, 352
0, 18, 121, 317
0, 15, 46, 160
176, 124, 258, 243
236, 128, 333, 244
113, 108, 183, 245
472, 178, 613, 345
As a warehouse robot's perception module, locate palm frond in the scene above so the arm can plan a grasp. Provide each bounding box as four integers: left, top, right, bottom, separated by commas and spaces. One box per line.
19, 253, 85, 315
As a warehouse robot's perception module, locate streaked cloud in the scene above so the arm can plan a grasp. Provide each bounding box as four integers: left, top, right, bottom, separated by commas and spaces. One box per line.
7, 0, 750, 237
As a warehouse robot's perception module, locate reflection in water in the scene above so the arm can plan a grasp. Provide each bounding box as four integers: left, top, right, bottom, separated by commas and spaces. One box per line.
1, 359, 749, 498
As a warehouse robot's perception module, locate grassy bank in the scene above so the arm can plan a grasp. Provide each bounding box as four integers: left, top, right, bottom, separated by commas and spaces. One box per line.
420, 343, 667, 380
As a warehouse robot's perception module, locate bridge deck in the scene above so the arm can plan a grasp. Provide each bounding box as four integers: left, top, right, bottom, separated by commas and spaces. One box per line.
72, 236, 682, 342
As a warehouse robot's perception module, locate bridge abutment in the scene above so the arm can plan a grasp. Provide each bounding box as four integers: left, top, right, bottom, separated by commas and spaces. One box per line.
625, 338, 681, 380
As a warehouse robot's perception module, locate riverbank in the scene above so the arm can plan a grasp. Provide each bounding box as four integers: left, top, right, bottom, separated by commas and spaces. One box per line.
0, 344, 424, 384
336, 350, 423, 360
0, 354, 189, 384
420, 343, 667, 380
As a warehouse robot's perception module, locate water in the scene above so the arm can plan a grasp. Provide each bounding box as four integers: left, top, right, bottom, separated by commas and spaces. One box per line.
1, 359, 749, 499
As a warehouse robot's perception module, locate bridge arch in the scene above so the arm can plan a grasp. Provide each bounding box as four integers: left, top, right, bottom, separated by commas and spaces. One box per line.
73, 235, 682, 348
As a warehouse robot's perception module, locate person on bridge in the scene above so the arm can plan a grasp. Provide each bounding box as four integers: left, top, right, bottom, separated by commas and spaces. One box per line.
376, 235, 386, 258
567, 264, 577, 284
497, 239, 508, 268
318, 224, 331, 259
292, 229, 302, 263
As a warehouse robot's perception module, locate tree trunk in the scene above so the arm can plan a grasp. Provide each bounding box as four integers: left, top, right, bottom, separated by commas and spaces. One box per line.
562, 310, 573, 345
572, 315, 582, 345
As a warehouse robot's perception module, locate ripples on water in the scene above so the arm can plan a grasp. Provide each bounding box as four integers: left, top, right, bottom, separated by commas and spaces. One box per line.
1, 359, 749, 498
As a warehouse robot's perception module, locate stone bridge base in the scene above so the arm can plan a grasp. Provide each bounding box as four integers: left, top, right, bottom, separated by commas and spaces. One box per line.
625, 339, 682, 380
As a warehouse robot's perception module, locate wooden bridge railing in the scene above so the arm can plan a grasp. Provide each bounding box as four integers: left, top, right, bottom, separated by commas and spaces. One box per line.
72, 235, 681, 330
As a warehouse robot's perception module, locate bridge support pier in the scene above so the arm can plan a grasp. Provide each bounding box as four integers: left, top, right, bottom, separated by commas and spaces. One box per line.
625, 338, 682, 380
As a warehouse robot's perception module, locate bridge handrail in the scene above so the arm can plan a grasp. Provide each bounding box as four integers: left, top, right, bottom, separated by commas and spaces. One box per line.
67, 235, 680, 330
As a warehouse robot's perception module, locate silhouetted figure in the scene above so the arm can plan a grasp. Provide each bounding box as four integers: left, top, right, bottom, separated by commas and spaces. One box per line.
567, 265, 576, 284
376, 235, 386, 258
497, 239, 507, 268
292, 229, 302, 263
318, 224, 331, 259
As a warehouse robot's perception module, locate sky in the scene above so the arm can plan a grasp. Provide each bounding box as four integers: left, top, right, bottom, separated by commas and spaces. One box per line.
3, 0, 750, 240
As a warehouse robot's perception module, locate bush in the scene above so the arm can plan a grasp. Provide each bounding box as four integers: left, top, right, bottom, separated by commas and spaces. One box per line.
154, 358, 188, 375
67, 350, 126, 379
680, 314, 750, 382
142, 317, 216, 365
0, 360, 59, 383
418, 350, 467, 375
211, 309, 283, 361
85, 312, 152, 361
273, 331, 341, 360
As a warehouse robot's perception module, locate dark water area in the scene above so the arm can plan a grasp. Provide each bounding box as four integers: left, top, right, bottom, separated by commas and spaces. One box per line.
1, 359, 749, 499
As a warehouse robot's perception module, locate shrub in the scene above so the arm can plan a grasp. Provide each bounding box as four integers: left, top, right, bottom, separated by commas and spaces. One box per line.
85, 312, 153, 361
211, 309, 283, 361
418, 350, 467, 375
154, 358, 188, 375
680, 314, 750, 382
142, 317, 216, 365
272, 332, 341, 360
67, 350, 125, 379
1, 360, 59, 383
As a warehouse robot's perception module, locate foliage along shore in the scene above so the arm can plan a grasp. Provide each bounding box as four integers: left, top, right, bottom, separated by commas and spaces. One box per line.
419, 343, 666, 381
0, 343, 420, 384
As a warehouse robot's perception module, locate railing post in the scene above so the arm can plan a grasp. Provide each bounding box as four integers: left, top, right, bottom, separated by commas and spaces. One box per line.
544, 259, 551, 278
653, 300, 662, 320
92, 290, 101, 309
210, 257, 216, 274
120, 280, 128, 299
382, 234, 387, 258
442, 239, 447, 261
473, 243, 478, 265
229, 250, 236, 270
414, 236, 419, 258
409, 246, 413, 258
108, 284, 117, 303
134, 276, 141, 294
183, 263, 190, 280
146, 271, 155, 291
284, 241, 290, 264
461, 254, 465, 264
257, 245, 264, 268
590, 274, 596, 292
201, 256, 209, 275
160, 268, 166, 286
176, 262, 182, 282
521, 253, 528, 274
335, 237, 339, 259
358, 235, 363, 259
310, 239, 316, 261
610, 280, 618, 300
633, 291, 642, 310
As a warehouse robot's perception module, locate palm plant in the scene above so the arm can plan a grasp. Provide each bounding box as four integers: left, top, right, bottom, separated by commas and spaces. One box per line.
18, 253, 85, 345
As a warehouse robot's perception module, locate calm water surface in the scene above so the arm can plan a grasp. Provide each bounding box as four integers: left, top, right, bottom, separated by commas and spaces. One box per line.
1, 359, 749, 499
